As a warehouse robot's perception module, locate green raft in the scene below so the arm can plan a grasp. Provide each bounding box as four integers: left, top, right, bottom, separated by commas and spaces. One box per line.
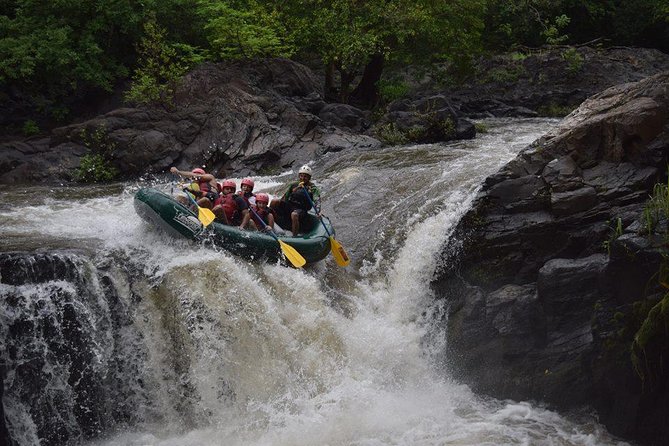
134, 187, 333, 265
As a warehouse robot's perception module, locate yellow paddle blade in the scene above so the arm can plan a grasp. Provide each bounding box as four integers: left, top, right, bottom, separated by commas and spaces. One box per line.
198, 207, 216, 227
329, 236, 350, 267
278, 239, 306, 268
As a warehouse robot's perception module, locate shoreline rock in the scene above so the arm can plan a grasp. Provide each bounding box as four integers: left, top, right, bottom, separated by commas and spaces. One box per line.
430, 71, 669, 444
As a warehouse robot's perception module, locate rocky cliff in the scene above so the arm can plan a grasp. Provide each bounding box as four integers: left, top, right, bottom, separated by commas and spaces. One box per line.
431, 72, 669, 444
2, 47, 668, 185
0, 59, 380, 184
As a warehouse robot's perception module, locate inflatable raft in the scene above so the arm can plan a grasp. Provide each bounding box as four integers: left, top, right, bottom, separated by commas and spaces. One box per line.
134, 187, 333, 265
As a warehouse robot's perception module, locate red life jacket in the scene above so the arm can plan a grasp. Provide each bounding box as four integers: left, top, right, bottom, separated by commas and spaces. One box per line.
216, 193, 239, 221
251, 206, 273, 227
186, 179, 213, 196
237, 191, 255, 206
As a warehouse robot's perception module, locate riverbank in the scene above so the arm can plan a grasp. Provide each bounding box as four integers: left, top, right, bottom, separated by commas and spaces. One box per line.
1, 46, 668, 185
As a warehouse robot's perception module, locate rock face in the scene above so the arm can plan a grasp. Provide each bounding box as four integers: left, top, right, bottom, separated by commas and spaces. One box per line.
431, 72, 669, 444
418, 46, 669, 119
3, 47, 669, 185
0, 59, 381, 184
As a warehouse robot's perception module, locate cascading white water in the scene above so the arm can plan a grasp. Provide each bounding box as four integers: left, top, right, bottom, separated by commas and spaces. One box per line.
0, 118, 630, 445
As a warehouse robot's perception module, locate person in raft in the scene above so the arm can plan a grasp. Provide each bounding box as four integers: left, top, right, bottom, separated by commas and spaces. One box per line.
270, 164, 321, 236
170, 166, 219, 209
240, 192, 275, 232
212, 179, 248, 226
237, 177, 256, 206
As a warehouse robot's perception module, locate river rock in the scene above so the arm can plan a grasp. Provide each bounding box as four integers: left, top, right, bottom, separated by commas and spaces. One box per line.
431, 71, 669, 444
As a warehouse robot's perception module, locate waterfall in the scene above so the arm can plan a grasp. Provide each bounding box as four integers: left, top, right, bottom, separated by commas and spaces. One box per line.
0, 118, 629, 445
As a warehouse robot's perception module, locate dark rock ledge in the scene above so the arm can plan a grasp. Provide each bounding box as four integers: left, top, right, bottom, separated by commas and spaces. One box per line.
0, 59, 381, 184
431, 71, 669, 444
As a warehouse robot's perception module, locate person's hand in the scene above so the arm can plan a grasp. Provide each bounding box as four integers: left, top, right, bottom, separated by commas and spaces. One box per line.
170, 167, 178, 174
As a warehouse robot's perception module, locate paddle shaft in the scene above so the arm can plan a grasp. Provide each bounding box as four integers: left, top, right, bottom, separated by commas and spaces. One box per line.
300, 186, 331, 236
300, 186, 350, 267
250, 206, 306, 268
249, 206, 272, 233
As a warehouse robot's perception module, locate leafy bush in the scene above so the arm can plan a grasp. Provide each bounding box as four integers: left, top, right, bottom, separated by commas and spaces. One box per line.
377, 80, 410, 103
482, 64, 526, 83
542, 14, 571, 45
22, 120, 39, 136
439, 117, 456, 139
75, 153, 119, 183
375, 123, 408, 145
561, 47, 584, 73
74, 125, 119, 183
124, 19, 191, 107
474, 122, 489, 133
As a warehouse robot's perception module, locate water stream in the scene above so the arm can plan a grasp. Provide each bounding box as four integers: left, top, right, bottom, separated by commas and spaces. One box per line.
0, 118, 630, 445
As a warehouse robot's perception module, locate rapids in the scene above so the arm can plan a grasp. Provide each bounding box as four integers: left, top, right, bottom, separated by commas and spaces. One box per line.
0, 118, 630, 445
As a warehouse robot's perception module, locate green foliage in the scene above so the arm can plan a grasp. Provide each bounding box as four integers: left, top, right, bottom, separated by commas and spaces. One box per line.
631, 291, 669, 388
375, 123, 408, 145
642, 178, 669, 234
537, 102, 574, 117
124, 19, 191, 106
482, 63, 526, 83
406, 126, 427, 141
2, 0, 668, 122
198, 0, 294, 59
0, 0, 142, 95
284, 0, 485, 100
602, 217, 624, 254
483, 0, 669, 52
482, 0, 566, 49
542, 14, 570, 45
439, 117, 456, 139
22, 120, 39, 136
631, 177, 669, 387
474, 122, 489, 133
74, 125, 119, 183
377, 79, 410, 103
561, 47, 584, 73
509, 51, 528, 61
75, 153, 119, 183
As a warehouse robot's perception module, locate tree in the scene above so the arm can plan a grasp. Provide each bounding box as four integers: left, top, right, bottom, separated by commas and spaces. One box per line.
124, 18, 192, 107
197, 0, 294, 59
283, 0, 486, 106
0, 0, 205, 124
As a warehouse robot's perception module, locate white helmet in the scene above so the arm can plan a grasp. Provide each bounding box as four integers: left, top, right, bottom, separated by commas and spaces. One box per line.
298, 165, 313, 176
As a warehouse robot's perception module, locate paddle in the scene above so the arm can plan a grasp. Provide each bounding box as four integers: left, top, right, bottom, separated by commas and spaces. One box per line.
184, 190, 216, 227
249, 206, 306, 268
300, 186, 350, 267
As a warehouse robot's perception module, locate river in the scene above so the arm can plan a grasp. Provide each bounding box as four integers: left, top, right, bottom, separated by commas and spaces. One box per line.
0, 118, 630, 445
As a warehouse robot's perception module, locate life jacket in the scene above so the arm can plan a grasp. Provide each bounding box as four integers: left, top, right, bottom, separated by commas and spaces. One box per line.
287, 183, 313, 211
251, 206, 273, 227
186, 178, 214, 197
237, 191, 255, 206
216, 193, 240, 222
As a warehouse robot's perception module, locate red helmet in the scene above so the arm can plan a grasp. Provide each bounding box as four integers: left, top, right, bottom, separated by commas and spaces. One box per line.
192, 168, 206, 175
255, 193, 269, 204
241, 178, 255, 190
221, 179, 236, 191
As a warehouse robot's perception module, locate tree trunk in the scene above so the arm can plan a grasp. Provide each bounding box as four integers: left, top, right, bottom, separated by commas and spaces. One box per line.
339, 69, 355, 103
350, 53, 384, 108
324, 61, 338, 101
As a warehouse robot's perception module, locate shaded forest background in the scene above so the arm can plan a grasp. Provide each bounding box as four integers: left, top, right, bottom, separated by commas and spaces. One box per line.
1, 0, 668, 139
